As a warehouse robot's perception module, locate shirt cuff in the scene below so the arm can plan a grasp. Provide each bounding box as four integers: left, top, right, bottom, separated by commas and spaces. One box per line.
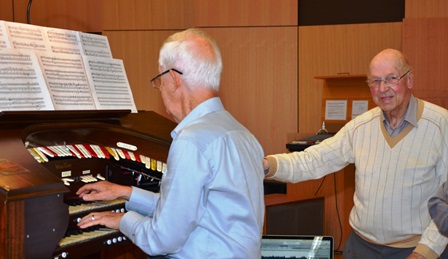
119, 210, 142, 243
264, 156, 278, 178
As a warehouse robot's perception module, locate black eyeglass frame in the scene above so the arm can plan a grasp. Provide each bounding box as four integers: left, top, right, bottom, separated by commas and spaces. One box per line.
150, 68, 183, 89
366, 70, 411, 88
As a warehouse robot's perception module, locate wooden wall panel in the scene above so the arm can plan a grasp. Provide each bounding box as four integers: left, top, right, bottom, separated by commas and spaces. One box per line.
209, 27, 297, 155
102, 0, 192, 30
403, 18, 448, 108
298, 22, 403, 136
192, 0, 298, 27
0, 0, 13, 21
403, 1, 448, 109
106, 27, 298, 156
405, 0, 448, 18
104, 30, 179, 119
102, 0, 297, 30
12, 0, 102, 32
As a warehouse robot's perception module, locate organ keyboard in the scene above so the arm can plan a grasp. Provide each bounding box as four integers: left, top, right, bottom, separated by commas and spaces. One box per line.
0, 110, 176, 259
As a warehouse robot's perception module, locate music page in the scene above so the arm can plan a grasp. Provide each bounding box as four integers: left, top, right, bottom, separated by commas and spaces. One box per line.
82, 56, 137, 112
0, 49, 54, 111
42, 27, 82, 56
4, 21, 51, 52
36, 51, 96, 110
0, 21, 11, 50
78, 32, 113, 59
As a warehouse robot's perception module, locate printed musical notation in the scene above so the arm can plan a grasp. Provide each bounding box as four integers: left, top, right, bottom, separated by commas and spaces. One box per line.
84, 57, 137, 112
79, 33, 113, 59
1, 21, 114, 58
0, 49, 54, 111
45, 27, 82, 55
5, 21, 50, 52
0, 21, 10, 50
0, 20, 136, 112
37, 52, 96, 110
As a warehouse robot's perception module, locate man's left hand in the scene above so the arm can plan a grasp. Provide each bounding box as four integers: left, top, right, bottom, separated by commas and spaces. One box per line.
407, 252, 426, 259
77, 211, 124, 230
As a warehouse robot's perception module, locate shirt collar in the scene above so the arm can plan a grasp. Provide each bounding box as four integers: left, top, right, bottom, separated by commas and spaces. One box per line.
382, 94, 418, 128
171, 97, 224, 139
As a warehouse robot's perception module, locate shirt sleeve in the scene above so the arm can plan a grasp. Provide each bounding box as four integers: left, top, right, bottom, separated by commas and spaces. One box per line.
125, 186, 159, 217
428, 182, 448, 236
266, 124, 353, 183
119, 139, 210, 255
416, 220, 448, 258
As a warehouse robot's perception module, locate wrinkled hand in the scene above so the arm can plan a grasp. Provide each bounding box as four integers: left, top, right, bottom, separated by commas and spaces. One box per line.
76, 180, 132, 202
406, 252, 426, 259
263, 158, 270, 171
77, 211, 124, 230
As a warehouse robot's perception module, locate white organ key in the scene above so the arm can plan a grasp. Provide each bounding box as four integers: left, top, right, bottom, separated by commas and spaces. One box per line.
47, 146, 68, 157
68, 199, 125, 214
157, 161, 162, 172
38, 147, 54, 157
58, 145, 73, 157
46, 146, 59, 156
128, 151, 136, 161
66, 145, 82, 159
115, 148, 126, 159
52, 145, 67, 157
91, 145, 105, 158
80, 175, 97, 183
75, 144, 91, 158
140, 155, 151, 169
58, 228, 117, 247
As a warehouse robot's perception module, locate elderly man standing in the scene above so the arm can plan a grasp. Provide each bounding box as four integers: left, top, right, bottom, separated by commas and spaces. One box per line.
264, 49, 448, 259
77, 28, 265, 259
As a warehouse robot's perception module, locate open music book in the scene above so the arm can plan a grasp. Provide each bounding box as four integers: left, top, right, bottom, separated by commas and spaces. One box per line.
0, 20, 137, 112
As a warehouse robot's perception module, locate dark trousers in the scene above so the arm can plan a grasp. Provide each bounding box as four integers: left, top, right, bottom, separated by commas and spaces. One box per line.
343, 231, 448, 259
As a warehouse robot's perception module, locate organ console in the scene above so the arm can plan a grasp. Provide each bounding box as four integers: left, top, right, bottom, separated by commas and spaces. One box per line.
0, 109, 177, 259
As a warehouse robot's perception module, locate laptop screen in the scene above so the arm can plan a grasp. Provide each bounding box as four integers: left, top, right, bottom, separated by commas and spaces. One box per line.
261, 235, 334, 259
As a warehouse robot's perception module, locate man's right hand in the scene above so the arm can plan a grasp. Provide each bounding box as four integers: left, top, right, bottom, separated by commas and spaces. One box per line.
76, 180, 132, 202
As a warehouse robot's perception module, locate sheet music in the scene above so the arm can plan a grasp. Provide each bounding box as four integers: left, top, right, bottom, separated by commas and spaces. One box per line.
0, 21, 11, 50
82, 56, 137, 112
42, 27, 82, 55
0, 49, 54, 111
78, 32, 113, 59
0, 20, 137, 112
4, 21, 51, 52
36, 52, 96, 110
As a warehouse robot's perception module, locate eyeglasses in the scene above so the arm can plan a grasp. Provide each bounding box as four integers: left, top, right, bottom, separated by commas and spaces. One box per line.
366, 70, 411, 88
150, 68, 183, 89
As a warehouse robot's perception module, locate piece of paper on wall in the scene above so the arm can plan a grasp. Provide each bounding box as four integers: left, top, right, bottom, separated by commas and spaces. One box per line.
325, 100, 347, 120
352, 100, 368, 119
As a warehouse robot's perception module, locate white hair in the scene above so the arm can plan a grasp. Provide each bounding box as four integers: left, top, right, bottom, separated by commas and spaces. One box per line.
158, 28, 223, 91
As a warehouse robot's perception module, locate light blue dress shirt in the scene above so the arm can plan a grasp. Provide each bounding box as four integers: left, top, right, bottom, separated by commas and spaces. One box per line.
120, 97, 265, 258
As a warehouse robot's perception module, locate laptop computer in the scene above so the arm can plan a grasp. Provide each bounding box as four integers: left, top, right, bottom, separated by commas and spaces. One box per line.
261, 235, 334, 259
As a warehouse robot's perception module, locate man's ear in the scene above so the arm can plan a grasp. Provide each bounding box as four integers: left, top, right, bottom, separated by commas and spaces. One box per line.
169, 69, 182, 88
407, 71, 414, 89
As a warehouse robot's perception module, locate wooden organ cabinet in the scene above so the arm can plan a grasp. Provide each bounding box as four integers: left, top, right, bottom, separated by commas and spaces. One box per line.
0, 110, 176, 259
